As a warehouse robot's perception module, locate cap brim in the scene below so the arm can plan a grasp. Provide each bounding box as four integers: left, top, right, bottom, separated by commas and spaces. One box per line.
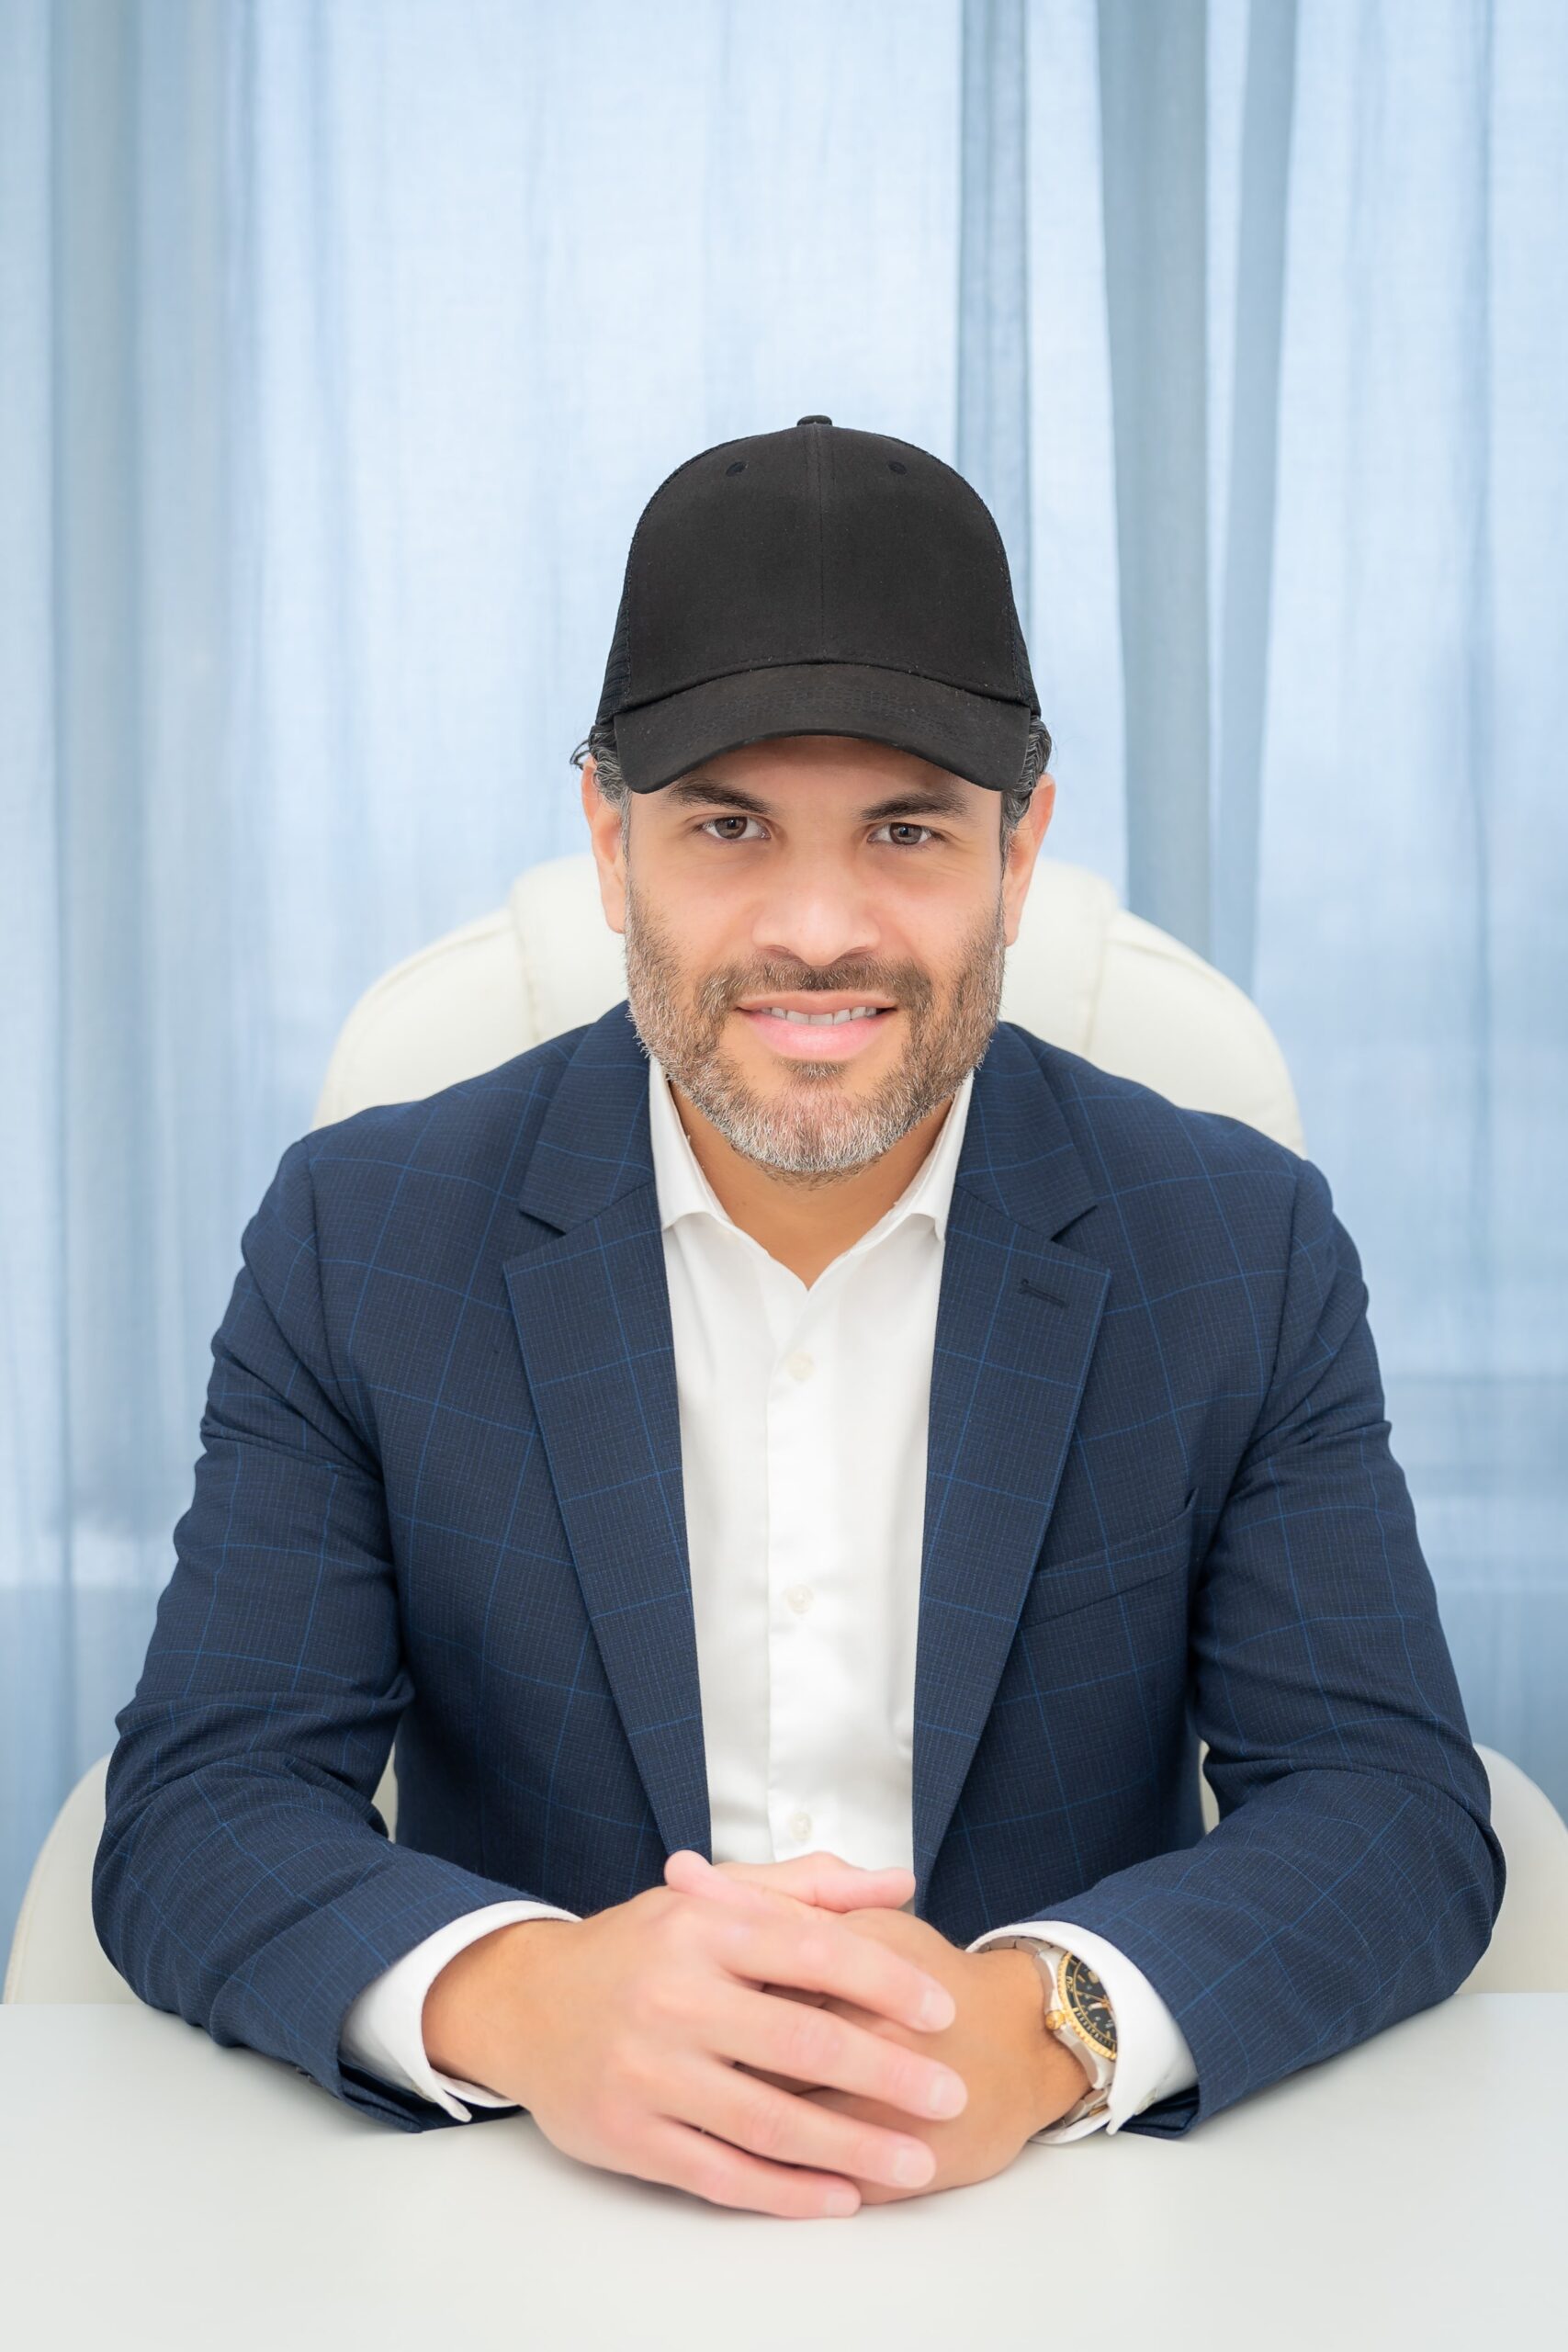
613, 662, 1032, 794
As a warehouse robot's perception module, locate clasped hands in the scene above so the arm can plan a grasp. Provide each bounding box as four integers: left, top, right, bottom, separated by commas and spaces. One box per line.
661, 1847, 1093, 2206
441, 1841, 1097, 2220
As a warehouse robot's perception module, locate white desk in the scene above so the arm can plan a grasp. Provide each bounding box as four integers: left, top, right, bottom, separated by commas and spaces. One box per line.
2, 1996, 1562, 2351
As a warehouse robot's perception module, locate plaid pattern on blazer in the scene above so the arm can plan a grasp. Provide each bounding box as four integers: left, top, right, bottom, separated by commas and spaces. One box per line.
94, 1001, 1504, 2137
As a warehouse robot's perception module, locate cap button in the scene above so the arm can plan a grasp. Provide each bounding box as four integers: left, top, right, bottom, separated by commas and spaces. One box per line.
796, 414, 831, 427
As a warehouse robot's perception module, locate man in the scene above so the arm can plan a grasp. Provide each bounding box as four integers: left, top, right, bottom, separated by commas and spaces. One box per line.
95, 418, 1503, 2223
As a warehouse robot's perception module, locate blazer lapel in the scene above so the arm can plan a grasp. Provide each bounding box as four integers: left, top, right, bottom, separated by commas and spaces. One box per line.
503, 1004, 1108, 1908
505, 1008, 713, 1871
910, 1023, 1108, 1905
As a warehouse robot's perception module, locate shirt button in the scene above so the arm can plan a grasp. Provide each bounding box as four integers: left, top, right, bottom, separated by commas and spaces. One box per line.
788, 1810, 813, 1842
785, 1584, 814, 1613
784, 1351, 815, 1381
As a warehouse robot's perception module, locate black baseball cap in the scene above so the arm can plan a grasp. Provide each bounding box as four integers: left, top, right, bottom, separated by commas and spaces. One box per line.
594, 415, 1042, 795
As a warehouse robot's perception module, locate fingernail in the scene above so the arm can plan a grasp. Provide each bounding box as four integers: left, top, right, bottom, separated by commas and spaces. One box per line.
920, 1986, 956, 2027
824, 2187, 859, 2217
928, 2072, 965, 2117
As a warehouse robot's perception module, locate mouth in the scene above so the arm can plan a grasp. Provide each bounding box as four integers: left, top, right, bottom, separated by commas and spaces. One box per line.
734, 1004, 899, 1063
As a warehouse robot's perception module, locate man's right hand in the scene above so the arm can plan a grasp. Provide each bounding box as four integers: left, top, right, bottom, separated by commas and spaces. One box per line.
420, 1852, 969, 2220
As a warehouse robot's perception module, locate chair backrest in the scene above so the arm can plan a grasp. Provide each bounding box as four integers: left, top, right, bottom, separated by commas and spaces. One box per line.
11, 1742, 1563, 2003
310, 850, 1309, 1148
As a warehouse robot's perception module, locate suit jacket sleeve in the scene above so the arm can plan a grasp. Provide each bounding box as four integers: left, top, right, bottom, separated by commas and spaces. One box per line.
1024, 1152, 1506, 2138
91, 1135, 570, 2134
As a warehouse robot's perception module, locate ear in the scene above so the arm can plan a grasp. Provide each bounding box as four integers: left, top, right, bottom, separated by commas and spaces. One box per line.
1001, 773, 1055, 948
581, 758, 628, 935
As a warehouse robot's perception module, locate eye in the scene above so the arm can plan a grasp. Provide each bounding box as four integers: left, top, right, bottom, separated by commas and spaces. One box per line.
698, 815, 767, 842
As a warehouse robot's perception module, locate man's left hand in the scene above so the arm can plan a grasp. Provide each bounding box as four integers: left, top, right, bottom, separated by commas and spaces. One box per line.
780, 1909, 1100, 2201
739, 1905, 1095, 2202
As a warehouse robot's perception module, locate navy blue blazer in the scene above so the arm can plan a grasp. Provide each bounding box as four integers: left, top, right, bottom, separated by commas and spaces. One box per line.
94, 1001, 1504, 2137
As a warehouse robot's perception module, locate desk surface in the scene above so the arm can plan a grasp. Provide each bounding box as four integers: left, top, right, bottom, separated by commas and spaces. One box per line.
1, 1996, 1562, 2352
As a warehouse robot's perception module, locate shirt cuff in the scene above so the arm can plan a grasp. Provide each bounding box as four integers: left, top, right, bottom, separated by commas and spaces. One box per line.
965, 1917, 1199, 2143
339, 1899, 581, 2119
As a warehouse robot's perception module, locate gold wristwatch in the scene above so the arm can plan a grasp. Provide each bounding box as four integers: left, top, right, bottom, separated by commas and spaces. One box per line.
992, 1939, 1117, 2128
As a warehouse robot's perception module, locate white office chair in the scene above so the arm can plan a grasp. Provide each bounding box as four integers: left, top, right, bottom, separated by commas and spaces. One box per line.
10, 851, 1566, 2002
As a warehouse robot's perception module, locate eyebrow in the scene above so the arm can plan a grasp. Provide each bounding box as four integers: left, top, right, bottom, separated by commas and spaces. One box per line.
661, 775, 978, 824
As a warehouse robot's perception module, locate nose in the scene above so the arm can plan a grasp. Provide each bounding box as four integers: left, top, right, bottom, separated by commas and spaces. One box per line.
747, 868, 886, 979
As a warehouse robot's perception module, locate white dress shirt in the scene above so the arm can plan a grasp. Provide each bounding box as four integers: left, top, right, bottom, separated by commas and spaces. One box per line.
342, 1051, 1199, 2137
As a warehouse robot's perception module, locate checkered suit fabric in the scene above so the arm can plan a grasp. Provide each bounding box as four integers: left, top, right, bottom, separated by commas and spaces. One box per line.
93, 1003, 1503, 2135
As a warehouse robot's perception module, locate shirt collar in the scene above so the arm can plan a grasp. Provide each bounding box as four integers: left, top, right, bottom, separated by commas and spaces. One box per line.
648, 1049, 975, 1250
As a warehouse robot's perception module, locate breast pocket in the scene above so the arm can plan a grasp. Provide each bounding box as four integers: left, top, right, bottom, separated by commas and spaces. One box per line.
1019, 1491, 1199, 1629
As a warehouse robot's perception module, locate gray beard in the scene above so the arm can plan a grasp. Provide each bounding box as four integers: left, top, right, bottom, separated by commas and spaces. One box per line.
618, 875, 1008, 1185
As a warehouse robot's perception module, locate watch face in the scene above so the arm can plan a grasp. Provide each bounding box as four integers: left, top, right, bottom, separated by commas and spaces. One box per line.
1061, 1951, 1117, 2060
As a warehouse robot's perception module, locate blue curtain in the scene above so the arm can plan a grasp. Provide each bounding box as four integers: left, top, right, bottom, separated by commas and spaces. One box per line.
4, 0, 1565, 1961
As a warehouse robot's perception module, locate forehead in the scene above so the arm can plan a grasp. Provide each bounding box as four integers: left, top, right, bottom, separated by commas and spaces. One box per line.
656, 741, 985, 824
